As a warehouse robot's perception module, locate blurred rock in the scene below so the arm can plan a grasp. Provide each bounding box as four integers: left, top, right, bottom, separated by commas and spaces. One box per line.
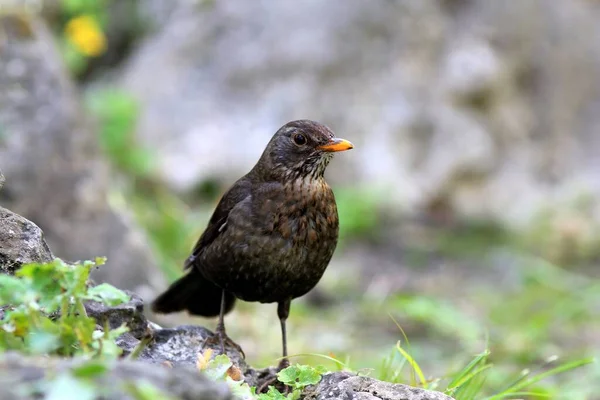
0, 15, 162, 294
0, 206, 53, 275
122, 0, 600, 227
305, 372, 455, 400
0, 352, 232, 400
85, 290, 149, 339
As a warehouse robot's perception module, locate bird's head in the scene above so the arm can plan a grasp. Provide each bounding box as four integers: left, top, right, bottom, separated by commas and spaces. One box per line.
255, 120, 353, 181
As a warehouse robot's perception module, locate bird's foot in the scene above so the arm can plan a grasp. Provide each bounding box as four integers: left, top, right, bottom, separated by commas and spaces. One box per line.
277, 357, 290, 370
256, 358, 290, 393
202, 330, 245, 359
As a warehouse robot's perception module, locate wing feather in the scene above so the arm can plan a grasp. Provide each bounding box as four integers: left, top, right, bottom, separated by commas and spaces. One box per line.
184, 176, 252, 270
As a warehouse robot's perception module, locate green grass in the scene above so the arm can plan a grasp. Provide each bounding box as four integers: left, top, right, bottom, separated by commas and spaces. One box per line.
387, 342, 594, 400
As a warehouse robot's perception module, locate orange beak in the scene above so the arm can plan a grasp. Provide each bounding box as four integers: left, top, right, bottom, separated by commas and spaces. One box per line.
316, 138, 354, 152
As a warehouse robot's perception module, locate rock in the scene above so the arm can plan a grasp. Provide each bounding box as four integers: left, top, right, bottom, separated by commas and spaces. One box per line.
0, 206, 54, 275
305, 372, 454, 400
129, 324, 262, 383
84, 291, 149, 339
0, 169, 4, 191
0, 352, 232, 400
139, 325, 247, 367
122, 0, 600, 227
0, 14, 162, 294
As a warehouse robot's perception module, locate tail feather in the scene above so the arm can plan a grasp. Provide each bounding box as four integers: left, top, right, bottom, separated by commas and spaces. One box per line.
151, 269, 236, 317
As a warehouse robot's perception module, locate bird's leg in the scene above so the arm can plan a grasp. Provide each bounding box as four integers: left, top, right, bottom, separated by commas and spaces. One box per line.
215, 289, 228, 354
257, 299, 293, 394
203, 290, 245, 358
277, 299, 291, 370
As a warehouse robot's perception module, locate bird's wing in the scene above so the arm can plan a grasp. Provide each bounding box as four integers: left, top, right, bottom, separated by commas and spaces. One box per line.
184, 176, 252, 270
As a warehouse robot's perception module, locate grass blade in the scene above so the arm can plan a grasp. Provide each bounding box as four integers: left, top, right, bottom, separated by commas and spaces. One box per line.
396, 341, 427, 388
284, 353, 348, 370
485, 357, 595, 400
447, 349, 491, 390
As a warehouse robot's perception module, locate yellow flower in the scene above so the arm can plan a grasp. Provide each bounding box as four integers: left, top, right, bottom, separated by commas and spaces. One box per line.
64, 15, 107, 57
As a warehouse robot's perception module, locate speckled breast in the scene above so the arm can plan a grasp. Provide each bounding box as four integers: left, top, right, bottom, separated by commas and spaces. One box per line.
205, 178, 340, 304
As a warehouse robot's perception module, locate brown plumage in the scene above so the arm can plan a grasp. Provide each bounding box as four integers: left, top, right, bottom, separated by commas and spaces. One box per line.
152, 120, 353, 368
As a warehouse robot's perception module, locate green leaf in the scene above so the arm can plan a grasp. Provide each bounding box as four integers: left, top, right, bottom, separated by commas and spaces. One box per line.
296, 365, 322, 387
94, 257, 107, 267
203, 354, 233, 381
277, 365, 300, 385
256, 386, 289, 400
25, 330, 60, 354
0, 275, 27, 304
277, 365, 323, 389
313, 365, 329, 375
86, 284, 130, 306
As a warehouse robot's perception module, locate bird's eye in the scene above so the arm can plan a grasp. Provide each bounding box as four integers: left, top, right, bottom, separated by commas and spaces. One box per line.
293, 134, 307, 146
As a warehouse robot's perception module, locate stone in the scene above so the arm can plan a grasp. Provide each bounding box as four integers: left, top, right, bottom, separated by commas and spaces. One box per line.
84, 290, 149, 340
0, 206, 54, 275
130, 324, 259, 384
0, 352, 233, 400
305, 372, 455, 400
122, 0, 600, 228
0, 15, 162, 294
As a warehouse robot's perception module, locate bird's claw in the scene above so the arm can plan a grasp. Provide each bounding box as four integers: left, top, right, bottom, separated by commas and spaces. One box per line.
256, 358, 290, 393
203, 331, 245, 359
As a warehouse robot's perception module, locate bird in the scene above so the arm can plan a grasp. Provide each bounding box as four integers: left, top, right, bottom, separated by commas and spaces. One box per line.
151, 120, 353, 369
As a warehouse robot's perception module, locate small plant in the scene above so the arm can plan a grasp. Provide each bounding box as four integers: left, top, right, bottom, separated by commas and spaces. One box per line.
197, 351, 255, 400
196, 352, 328, 400
0, 258, 130, 358
258, 364, 327, 400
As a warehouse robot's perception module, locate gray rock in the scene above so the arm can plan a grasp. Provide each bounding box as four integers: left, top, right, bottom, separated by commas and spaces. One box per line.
0, 15, 162, 294
305, 372, 454, 400
85, 291, 149, 340
122, 0, 600, 228
113, 323, 277, 388
134, 325, 254, 379
140, 325, 225, 364
0, 206, 54, 274
0, 352, 232, 400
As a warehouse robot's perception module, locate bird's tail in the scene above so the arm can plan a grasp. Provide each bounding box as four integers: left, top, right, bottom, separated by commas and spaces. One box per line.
151, 269, 236, 317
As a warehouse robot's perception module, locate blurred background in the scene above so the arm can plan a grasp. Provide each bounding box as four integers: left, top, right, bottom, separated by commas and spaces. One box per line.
0, 0, 599, 398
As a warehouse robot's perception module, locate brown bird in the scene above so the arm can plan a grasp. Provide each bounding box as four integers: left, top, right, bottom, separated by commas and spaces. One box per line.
151, 120, 353, 369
